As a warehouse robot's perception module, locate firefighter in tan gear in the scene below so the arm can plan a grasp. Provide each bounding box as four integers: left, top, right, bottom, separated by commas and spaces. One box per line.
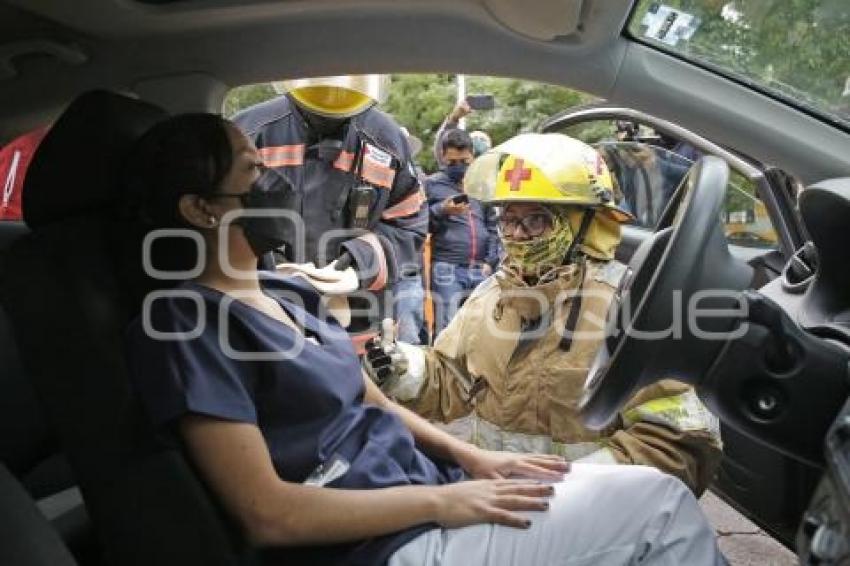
363, 133, 722, 495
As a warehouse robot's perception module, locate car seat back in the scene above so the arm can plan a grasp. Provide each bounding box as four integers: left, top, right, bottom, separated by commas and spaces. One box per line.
0, 463, 77, 566
0, 91, 253, 566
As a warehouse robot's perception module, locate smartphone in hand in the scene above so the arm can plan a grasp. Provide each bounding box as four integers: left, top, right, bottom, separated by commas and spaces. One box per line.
465, 94, 495, 111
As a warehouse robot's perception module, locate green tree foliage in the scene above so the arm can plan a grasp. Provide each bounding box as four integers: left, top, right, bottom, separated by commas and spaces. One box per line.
383, 74, 595, 171
381, 74, 456, 172
464, 76, 592, 147
630, 0, 850, 122
222, 83, 278, 118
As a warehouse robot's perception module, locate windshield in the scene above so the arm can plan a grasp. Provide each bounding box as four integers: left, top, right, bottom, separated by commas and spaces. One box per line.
627, 1, 850, 130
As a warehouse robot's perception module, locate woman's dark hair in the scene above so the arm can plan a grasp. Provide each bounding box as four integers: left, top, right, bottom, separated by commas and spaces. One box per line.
125, 113, 233, 228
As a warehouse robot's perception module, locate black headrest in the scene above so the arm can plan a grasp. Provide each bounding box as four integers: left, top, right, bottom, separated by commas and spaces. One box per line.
22, 90, 167, 229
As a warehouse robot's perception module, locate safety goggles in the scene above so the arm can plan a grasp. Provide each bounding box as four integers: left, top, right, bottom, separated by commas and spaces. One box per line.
498, 210, 555, 238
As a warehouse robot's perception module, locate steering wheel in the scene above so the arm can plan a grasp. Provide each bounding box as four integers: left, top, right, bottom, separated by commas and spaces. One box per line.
579, 156, 753, 429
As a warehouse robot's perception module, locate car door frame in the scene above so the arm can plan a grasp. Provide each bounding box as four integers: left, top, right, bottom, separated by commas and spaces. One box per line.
540, 104, 819, 548
540, 104, 806, 261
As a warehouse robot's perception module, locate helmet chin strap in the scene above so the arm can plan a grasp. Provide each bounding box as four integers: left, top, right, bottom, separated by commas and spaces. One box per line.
561, 207, 596, 266
558, 207, 596, 352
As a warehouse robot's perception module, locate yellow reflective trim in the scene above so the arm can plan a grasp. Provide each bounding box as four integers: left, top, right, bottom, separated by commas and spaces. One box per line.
622, 390, 720, 435
624, 396, 686, 422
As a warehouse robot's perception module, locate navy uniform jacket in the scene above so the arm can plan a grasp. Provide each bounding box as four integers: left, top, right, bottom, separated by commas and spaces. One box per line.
233, 96, 427, 293
127, 274, 462, 565
425, 171, 500, 268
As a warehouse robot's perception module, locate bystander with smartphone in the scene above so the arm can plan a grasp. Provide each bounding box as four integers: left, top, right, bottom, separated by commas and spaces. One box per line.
425, 129, 500, 336
433, 95, 494, 168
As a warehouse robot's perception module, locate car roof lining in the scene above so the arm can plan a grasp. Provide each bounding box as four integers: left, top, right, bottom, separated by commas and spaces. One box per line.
0, 0, 847, 185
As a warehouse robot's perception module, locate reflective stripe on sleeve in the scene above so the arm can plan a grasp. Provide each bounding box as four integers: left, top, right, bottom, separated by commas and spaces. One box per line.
574, 447, 619, 465
437, 414, 608, 461
333, 150, 356, 172
361, 160, 396, 188
381, 188, 426, 220
258, 144, 305, 167
622, 389, 720, 436
355, 232, 388, 291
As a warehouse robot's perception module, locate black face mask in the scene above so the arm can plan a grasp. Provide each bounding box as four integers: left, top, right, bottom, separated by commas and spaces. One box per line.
213, 166, 301, 256
293, 98, 351, 140
443, 162, 469, 184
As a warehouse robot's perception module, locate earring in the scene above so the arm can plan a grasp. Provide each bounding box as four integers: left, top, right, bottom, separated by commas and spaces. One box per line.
208, 216, 218, 226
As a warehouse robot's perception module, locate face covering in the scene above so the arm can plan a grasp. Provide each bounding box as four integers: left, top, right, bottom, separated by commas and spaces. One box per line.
565, 208, 622, 261
444, 162, 469, 184
502, 207, 574, 279
472, 136, 491, 157
297, 103, 351, 140
235, 167, 302, 256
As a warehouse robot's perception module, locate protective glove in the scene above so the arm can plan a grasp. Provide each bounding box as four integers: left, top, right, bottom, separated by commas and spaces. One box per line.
362, 319, 410, 389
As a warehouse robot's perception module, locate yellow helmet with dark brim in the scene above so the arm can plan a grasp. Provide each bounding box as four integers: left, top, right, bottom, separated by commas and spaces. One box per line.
464, 133, 633, 222
275, 75, 391, 118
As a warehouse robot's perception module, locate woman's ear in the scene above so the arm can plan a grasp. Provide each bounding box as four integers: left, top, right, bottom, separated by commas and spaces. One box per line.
178, 194, 217, 229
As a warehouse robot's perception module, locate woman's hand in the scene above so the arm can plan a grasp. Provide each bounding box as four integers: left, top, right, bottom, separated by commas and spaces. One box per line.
432, 479, 554, 529
456, 446, 569, 481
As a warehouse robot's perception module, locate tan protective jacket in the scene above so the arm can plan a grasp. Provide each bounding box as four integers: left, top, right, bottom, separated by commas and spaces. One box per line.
388, 259, 722, 495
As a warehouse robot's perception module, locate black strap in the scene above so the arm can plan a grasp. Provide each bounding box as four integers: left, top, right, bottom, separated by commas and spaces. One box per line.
559, 260, 587, 352
467, 376, 489, 403
562, 208, 596, 265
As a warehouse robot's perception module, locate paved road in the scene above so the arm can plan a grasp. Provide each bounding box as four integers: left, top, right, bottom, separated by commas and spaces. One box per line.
699, 491, 798, 565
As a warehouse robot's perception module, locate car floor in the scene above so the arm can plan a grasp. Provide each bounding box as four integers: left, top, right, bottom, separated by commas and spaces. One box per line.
699, 491, 797, 565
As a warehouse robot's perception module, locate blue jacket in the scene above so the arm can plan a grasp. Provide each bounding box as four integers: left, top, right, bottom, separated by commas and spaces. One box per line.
425, 171, 500, 268
128, 274, 463, 565
233, 95, 428, 291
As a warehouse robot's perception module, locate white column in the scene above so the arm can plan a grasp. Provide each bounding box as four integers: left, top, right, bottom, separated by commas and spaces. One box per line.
457, 74, 466, 130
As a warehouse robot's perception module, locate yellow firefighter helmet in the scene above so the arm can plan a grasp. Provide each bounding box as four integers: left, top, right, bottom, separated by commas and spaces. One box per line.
274, 75, 391, 118
464, 133, 632, 222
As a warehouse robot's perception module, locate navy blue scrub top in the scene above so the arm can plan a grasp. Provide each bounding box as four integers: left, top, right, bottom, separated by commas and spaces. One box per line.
126, 273, 463, 566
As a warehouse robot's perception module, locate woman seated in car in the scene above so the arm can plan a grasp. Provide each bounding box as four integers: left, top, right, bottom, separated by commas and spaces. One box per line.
123, 113, 725, 565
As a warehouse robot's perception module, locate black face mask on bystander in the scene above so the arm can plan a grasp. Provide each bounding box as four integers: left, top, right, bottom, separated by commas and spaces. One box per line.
444, 162, 469, 184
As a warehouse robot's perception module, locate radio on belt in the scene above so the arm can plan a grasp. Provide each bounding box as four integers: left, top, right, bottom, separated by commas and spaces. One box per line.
348, 185, 375, 229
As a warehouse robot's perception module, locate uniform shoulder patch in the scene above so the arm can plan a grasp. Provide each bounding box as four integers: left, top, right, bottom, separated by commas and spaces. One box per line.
364, 143, 393, 168
592, 260, 628, 289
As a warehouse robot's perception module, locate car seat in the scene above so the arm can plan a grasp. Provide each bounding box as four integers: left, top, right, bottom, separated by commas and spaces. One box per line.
0, 90, 256, 566
0, 462, 78, 565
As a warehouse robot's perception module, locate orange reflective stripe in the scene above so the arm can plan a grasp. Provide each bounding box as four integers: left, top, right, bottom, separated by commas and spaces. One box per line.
333, 151, 356, 172
356, 232, 388, 291
258, 144, 304, 167
381, 188, 426, 220
361, 161, 396, 189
